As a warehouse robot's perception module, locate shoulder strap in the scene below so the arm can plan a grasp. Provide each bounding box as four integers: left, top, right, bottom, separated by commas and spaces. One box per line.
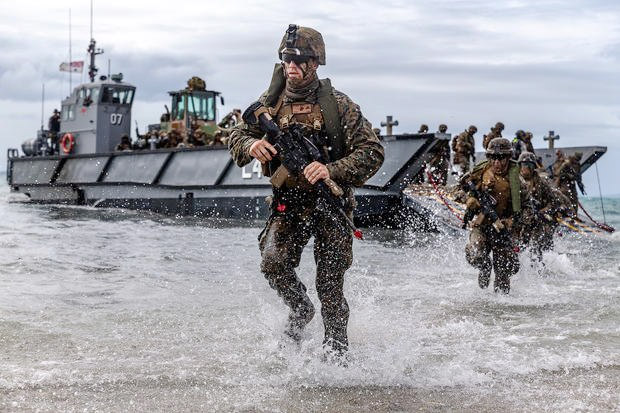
508, 161, 521, 213
316, 78, 344, 159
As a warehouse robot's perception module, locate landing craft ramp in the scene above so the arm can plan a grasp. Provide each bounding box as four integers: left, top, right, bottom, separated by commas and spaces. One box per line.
7, 132, 448, 228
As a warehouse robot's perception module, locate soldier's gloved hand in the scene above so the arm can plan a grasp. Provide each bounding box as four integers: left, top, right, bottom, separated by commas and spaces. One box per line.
249, 139, 277, 164
304, 161, 330, 185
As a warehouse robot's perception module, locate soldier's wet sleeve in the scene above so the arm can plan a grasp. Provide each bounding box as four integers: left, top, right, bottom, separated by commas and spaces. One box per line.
227, 121, 263, 167
326, 91, 385, 187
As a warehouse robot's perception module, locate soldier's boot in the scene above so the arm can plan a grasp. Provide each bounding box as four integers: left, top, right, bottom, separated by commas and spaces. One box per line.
322, 323, 349, 366
284, 294, 315, 343
478, 265, 491, 289
494, 271, 510, 294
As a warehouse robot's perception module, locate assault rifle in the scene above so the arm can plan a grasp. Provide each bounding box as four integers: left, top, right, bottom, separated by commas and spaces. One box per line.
242, 102, 363, 240
462, 180, 519, 252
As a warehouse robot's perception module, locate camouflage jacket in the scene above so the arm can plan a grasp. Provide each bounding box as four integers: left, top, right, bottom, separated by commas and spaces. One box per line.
461, 160, 532, 230
452, 131, 475, 163
524, 172, 568, 217
482, 130, 501, 149
228, 82, 384, 189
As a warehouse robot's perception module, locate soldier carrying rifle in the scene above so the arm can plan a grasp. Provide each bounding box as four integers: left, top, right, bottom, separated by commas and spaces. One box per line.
228, 24, 384, 361
460, 138, 532, 294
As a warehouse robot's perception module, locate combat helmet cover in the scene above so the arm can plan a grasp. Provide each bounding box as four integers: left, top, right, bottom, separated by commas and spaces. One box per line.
486, 137, 512, 156
468, 125, 477, 134
279, 24, 326, 65
517, 151, 537, 165
494, 122, 505, 131
438, 124, 448, 133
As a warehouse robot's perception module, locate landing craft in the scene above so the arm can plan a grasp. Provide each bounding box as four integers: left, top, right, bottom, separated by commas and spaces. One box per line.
5, 37, 608, 231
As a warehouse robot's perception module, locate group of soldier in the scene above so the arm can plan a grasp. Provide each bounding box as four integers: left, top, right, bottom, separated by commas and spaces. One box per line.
114, 110, 242, 152
417, 122, 586, 294
224, 24, 593, 362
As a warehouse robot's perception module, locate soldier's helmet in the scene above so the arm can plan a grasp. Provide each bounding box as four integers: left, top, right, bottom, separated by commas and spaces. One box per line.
525, 131, 533, 140
573, 152, 583, 161
419, 124, 429, 133
279, 24, 326, 65
494, 122, 505, 131
486, 137, 512, 157
515, 129, 526, 139
468, 125, 477, 134
518, 151, 537, 166
438, 124, 448, 133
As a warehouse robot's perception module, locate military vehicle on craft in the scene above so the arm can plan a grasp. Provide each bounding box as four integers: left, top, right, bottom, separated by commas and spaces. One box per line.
145, 76, 234, 144
5, 37, 608, 230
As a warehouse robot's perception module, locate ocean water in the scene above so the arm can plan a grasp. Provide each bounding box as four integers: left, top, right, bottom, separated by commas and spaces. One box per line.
0, 183, 618, 412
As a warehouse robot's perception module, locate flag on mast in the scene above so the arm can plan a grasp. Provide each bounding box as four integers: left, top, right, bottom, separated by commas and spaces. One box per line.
59, 61, 84, 73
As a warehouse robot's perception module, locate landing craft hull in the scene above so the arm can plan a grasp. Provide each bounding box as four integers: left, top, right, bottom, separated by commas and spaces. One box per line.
6, 133, 445, 229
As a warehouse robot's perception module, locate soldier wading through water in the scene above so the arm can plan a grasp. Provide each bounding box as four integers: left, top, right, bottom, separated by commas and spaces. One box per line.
228, 25, 384, 361
461, 138, 532, 294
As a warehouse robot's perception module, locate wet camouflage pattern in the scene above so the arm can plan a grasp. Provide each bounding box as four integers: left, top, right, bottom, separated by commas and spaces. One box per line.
466, 226, 519, 292
520, 171, 567, 260
228, 90, 384, 189
259, 210, 352, 349
555, 158, 581, 214
463, 161, 531, 293
228, 81, 383, 351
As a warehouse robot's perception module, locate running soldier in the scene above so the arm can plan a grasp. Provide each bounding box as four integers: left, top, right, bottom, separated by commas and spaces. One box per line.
518, 152, 568, 262
461, 138, 531, 294
228, 25, 384, 359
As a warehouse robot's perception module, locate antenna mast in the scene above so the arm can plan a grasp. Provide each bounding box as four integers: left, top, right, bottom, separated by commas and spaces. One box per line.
87, 0, 103, 82
69, 9, 72, 93
41, 83, 45, 130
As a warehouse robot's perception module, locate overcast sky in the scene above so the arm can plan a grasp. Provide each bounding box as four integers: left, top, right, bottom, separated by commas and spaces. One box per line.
1, 0, 619, 194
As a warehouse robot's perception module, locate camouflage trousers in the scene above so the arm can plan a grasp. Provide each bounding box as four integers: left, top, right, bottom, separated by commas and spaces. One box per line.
259, 207, 353, 350
465, 226, 519, 293
522, 222, 555, 262
452, 152, 471, 177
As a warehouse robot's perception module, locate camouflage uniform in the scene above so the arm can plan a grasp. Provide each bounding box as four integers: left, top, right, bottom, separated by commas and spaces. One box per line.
228, 25, 384, 354
551, 150, 565, 178
524, 132, 535, 154
115, 134, 132, 151
554, 153, 583, 215
452, 125, 477, 176
482, 122, 504, 150
428, 124, 450, 185
511, 130, 529, 161
518, 152, 568, 261
462, 138, 531, 294
412, 124, 430, 183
